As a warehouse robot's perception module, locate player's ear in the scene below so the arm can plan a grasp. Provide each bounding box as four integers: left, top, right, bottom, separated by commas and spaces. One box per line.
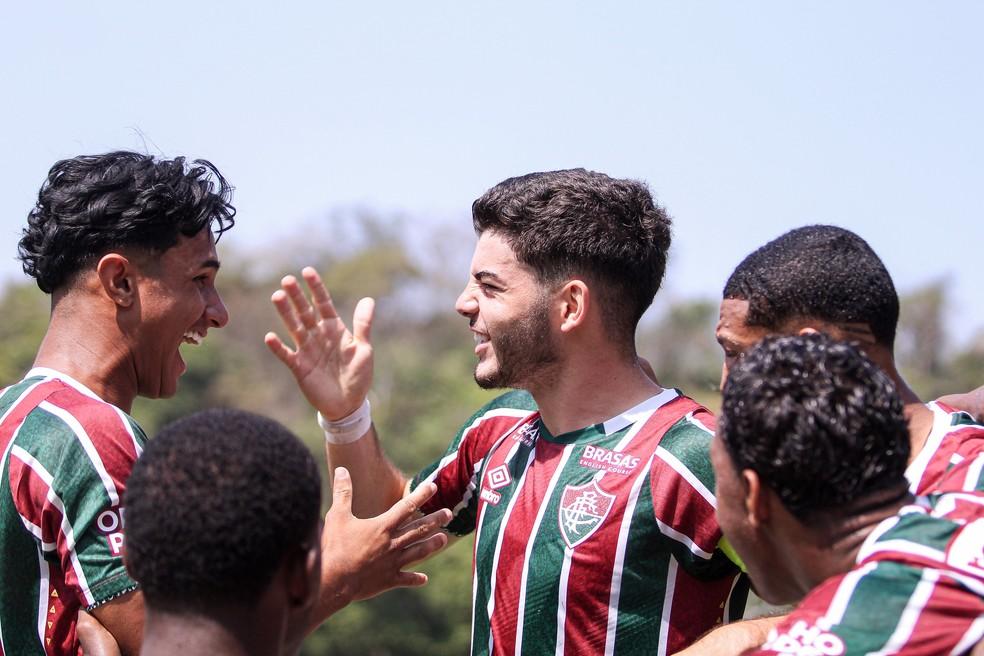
285, 534, 321, 610
558, 280, 589, 334
96, 253, 136, 308
741, 469, 770, 528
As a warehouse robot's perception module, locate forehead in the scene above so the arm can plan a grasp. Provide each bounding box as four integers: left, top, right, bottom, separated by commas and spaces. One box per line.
471, 231, 528, 277
716, 298, 767, 343
160, 229, 219, 270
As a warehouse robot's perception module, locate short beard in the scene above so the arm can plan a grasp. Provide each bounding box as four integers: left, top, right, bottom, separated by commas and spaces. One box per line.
475, 295, 559, 390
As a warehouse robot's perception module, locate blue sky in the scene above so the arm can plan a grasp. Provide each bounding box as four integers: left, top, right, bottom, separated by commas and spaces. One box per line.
2, 2, 981, 343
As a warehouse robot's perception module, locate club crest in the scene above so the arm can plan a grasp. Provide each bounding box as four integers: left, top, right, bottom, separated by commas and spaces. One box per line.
558, 480, 615, 549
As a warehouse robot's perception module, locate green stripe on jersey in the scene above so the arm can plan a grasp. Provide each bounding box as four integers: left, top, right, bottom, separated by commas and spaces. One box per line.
656, 417, 716, 496
826, 560, 927, 653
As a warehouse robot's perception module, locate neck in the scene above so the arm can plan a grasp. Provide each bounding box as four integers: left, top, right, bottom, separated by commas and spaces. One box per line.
33, 299, 138, 412
527, 348, 662, 435
866, 349, 933, 463
798, 484, 912, 593
142, 606, 285, 656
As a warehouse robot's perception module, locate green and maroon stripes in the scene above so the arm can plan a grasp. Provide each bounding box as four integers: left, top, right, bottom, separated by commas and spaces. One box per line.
906, 401, 984, 495
456, 390, 741, 655
0, 372, 145, 656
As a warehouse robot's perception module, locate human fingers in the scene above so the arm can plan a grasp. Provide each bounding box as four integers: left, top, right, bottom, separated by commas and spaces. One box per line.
352, 297, 375, 344
263, 332, 296, 365
396, 533, 449, 568
391, 508, 452, 550
381, 481, 437, 527
390, 571, 430, 589
330, 467, 354, 516
282, 274, 319, 331
271, 288, 304, 339
302, 267, 339, 322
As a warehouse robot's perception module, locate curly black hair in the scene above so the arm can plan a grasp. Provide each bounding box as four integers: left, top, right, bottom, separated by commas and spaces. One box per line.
722, 225, 899, 347
719, 333, 910, 521
19, 151, 235, 293
472, 168, 672, 350
125, 408, 321, 611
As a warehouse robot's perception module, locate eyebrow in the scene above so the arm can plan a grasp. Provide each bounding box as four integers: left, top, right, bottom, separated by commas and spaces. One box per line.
473, 270, 504, 284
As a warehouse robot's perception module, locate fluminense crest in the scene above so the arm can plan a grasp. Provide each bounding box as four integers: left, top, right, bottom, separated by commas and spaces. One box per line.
558, 480, 615, 549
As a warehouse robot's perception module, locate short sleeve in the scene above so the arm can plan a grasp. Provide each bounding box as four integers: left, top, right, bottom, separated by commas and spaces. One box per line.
411, 390, 537, 536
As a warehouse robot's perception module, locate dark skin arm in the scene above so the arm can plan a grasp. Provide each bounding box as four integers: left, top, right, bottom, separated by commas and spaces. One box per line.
938, 385, 984, 422
87, 590, 144, 656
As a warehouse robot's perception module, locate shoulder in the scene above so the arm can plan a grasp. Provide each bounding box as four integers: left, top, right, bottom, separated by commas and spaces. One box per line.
653, 395, 717, 475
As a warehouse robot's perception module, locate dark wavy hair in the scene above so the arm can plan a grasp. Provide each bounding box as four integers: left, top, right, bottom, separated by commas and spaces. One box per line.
722, 225, 899, 347
719, 333, 910, 521
125, 408, 321, 611
472, 168, 672, 350
18, 151, 235, 293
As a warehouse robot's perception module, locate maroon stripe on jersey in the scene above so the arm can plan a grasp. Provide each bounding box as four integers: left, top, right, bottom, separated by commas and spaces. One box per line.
421, 413, 533, 516
0, 380, 61, 455
902, 572, 984, 654
649, 459, 718, 555
6, 453, 89, 600
916, 425, 984, 495
46, 386, 139, 495
562, 405, 696, 655
664, 566, 736, 652
487, 439, 567, 652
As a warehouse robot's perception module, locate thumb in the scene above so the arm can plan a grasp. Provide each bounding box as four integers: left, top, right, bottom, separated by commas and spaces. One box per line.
352, 297, 375, 344
331, 467, 353, 514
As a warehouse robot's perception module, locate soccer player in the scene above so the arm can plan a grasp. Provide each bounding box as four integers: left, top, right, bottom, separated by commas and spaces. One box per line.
715, 225, 984, 496
268, 169, 747, 655
0, 152, 450, 655
125, 409, 323, 656
713, 333, 984, 655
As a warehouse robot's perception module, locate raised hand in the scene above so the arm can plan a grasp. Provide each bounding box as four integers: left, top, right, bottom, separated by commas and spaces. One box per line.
314, 467, 452, 624
265, 267, 375, 419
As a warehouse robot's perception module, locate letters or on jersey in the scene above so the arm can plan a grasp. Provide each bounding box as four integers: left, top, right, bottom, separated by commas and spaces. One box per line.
413, 389, 745, 656
0, 369, 145, 655
906, 401, 984, 495
748, 492, 984, 656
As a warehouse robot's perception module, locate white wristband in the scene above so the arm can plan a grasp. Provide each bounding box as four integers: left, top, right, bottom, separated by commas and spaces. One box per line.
318, 399, 372, 445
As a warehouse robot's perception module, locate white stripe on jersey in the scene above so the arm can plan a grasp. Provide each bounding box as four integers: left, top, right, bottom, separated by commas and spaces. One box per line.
860, 538, 945, 565
11, 445, 95, 606
655, 445, 716, 509
905, 402, 960, 493
26, 367, 102, 402
602, 389, 678, 435
870, 568, 939, 656
604, 449, 660, 656
424, 409, 530, 520
654, 516, 713, 560
477, 445, 538, 656
553, 547, 574, 656
656, 558, 679, 656
113, 406, 143, 457
0, 379, 48, 427
17, 513, 55, 553
951, 614, 984, 656
39, 400, 120, 506
962, 454, 984, 492
684, 410, 714, 435
821, 561, 878, 628
514, 445, 573, 654
36, 549, 49, 650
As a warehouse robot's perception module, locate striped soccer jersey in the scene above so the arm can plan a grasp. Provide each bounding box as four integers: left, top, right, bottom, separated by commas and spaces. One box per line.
412, 388, 746, 656
748, 492, 984, 656
0, 368, 146, 655
906, 401, 984, 495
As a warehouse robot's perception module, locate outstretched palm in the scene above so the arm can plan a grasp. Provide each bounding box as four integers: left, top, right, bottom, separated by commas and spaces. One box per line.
265, 267, 374, 419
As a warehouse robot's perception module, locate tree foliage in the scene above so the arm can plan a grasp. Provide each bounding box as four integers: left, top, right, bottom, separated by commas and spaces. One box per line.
1, 215, 979, 654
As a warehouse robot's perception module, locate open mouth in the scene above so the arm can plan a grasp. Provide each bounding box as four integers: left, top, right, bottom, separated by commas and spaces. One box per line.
473, 333, 490, 346
182, 330, 206, 346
